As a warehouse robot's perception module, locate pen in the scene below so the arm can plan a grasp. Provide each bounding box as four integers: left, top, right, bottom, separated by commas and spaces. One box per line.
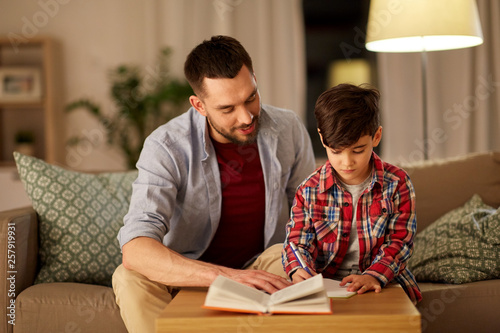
289, 242, 313, 276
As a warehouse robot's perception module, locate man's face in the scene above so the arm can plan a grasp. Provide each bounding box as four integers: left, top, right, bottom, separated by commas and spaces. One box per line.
189, 65, 261, 145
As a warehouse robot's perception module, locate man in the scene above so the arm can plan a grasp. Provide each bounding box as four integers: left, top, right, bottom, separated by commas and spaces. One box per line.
113, 35, 315, 333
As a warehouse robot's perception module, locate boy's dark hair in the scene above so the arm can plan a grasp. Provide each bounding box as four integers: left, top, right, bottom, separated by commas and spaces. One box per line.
184, 35, 254, 97
314, 83, 380, 150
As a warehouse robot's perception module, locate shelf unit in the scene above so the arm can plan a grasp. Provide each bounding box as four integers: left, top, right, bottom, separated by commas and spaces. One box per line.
0, 35, 61, 166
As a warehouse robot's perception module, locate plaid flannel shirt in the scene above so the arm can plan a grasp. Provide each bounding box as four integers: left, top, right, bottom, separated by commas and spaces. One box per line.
282, 152, 422, 303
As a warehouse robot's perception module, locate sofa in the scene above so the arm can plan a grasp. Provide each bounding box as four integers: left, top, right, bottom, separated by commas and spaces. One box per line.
1, 151, 499, 333
400, 151, 500, 333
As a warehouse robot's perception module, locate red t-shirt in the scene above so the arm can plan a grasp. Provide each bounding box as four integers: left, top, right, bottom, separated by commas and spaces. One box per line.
199, 140, 266, 268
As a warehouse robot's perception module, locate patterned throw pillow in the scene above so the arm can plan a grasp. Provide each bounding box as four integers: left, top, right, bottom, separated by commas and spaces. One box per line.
408, 194, 500, 284
14, 152, 137, 286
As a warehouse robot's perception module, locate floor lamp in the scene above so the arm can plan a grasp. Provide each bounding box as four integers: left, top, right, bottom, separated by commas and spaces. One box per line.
365, 0, 483, 160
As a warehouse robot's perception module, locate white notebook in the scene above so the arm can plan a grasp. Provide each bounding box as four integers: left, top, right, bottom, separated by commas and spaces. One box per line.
323, 278, 357, 298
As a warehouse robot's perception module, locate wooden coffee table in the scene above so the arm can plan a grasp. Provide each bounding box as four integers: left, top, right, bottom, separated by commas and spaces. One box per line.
156, 284, 421, 332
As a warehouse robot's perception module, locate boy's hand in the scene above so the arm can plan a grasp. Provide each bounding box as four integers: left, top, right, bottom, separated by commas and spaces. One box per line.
340, 274, 381, 294
291, 268, 316, 283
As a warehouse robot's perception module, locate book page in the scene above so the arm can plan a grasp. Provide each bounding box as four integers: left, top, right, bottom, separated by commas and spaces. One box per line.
269, 274, 324, 305
204, 275, 269, 313
269, 291, 332, 314
204, 275, 332, 314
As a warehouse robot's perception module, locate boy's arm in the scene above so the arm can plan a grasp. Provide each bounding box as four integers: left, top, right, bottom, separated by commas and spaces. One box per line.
362, 175, 417, 286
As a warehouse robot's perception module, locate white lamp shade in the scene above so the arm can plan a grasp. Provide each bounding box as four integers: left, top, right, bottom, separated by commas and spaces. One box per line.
365, 0, 483, 52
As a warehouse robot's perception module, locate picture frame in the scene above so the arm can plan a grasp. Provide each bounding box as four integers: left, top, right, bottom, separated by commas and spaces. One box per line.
0, 67, 42, 102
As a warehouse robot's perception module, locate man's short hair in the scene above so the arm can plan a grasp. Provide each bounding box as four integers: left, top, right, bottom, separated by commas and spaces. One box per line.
314, 83, 380, 150
184, 35, 254, 97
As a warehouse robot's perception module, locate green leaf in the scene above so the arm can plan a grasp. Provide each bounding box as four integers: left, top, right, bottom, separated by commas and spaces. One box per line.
64, 47, 193, 169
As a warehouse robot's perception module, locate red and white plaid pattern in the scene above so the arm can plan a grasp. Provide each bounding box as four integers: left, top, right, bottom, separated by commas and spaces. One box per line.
283, 152, 422, 303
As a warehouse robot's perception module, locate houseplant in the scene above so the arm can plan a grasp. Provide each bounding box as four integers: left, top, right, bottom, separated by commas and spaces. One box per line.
15, 130, 35, 156
66, 48, 193, 169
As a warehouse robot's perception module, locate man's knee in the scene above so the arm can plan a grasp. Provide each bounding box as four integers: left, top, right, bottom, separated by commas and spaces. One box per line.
112, 264, 173, 304
113, 264, 146, 295
259, 243, 285, 263
112, 263, 130, 287
264, 243, 285, 256
113, 264, 142, 304
250, 243, 287, 278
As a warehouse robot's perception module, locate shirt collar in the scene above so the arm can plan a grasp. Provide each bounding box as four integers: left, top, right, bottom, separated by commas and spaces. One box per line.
371, 152, 385, 189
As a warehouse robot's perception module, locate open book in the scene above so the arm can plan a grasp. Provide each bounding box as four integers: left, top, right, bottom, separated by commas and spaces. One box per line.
203, 274, 332, 314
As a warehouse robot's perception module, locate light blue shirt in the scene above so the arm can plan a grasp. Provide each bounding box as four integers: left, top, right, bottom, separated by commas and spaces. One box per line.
118, 105, 315, 260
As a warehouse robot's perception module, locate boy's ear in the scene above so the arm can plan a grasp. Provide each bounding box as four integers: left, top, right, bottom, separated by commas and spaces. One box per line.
372, 126, 383, 147
317, 129, 327, 148
189, 95, 206, 117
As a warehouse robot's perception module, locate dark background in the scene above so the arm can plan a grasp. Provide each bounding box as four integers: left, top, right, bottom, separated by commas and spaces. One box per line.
303, 0, 375, 157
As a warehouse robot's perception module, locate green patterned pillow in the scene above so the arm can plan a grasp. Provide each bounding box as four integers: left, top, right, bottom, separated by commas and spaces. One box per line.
14, 152, 137, 286
408, 194, 500, 284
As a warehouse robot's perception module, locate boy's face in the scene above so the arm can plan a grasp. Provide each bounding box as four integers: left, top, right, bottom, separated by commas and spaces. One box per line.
321, 127, 382, 185
189, 65, 261, 145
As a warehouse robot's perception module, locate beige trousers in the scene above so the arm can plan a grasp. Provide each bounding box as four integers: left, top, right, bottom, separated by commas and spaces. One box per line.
112, 243, 286, 333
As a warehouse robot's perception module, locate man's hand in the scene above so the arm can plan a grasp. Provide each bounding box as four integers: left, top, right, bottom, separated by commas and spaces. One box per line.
222, 269, 292, 294
340, 274, 381, 294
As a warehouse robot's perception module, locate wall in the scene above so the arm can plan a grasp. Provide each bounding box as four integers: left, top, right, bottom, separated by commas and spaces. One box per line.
1, 0, 155, 171
0, 166, 31, 211
1, 0, 306, 173
1, 0, 307, 210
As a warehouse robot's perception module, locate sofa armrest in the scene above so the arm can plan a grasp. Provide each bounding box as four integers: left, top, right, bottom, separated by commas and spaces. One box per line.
0, 206, 38, 332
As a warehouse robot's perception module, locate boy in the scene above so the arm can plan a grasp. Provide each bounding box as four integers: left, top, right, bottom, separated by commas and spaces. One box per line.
282, 83, 422, 304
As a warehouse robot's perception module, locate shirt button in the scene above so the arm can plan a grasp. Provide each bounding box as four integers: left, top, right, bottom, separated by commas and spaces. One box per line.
342, 232, 349, 237
382, 208, 387, 213
343, 202, 349, 207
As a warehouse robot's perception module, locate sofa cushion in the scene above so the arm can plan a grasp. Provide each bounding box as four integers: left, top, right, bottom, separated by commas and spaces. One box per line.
408, 194, 500, 284
16, 283, 127, 332
400, 151, 500, 232
14, 153, 137, 286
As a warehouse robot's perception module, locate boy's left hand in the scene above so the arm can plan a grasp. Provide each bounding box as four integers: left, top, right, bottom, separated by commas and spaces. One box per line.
340, 274, 382, 294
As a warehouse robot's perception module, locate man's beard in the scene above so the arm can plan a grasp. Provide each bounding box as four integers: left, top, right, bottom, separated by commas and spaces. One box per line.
207, 114, 261, 146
